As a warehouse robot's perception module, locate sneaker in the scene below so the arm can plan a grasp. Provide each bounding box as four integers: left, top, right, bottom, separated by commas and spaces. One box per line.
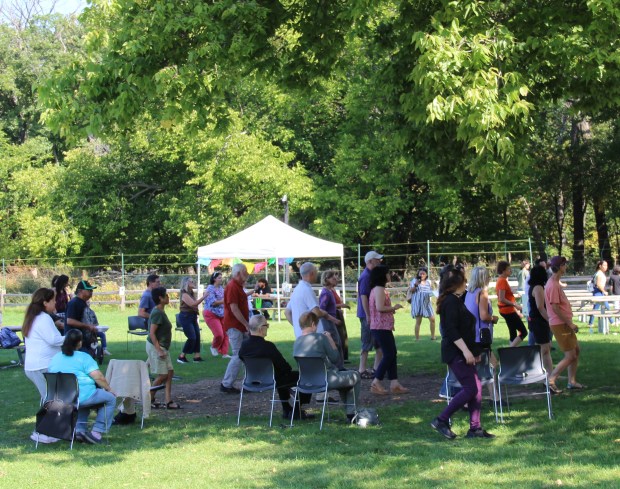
222, 354, 232, 359
210, 347, 219, 357
193, 357, 204, 362
177, 356, 189, 364
30, 432, 60, 444
82, 431, 102, 444
103, 349, 112, 356
431, 417, 457, 440
466, 428, 496, 439
220, 383, 240, 394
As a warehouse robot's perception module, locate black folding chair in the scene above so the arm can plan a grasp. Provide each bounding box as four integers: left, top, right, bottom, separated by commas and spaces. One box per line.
237, 357, 278, 427
35, 373, 79, 449
497, 345, 552, 422
444, 349, 498, 423
127, 316, 148, 351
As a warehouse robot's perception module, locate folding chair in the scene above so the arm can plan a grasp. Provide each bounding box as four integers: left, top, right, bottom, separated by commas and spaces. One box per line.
237, 357, 278, 427
127, 316, 149, 351
497, 345, 552, 422
35, 373, 79, 449
445, 349, 498, 423
291, 356, 356, 430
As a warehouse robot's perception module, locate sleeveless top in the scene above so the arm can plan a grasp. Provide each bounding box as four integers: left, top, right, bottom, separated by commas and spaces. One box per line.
528, 285, 545, 321
180, 290, 198, 314
369, 287, 395, 331
464, 287, 493, 343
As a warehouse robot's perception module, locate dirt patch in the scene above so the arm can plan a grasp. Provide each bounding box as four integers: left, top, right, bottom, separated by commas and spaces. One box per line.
150, 372, 446, 420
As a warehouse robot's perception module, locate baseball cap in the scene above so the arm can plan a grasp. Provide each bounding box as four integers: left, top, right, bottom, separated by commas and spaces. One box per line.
76, 280, 97, 291
364, 251, 384, 263
549, 256, 568, 268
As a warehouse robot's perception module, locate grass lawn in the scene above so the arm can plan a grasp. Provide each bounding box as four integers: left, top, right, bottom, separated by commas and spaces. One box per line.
1, 305, 619, 488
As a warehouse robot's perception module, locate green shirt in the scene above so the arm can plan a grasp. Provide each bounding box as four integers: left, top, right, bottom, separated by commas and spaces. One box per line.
147, 307, 172, 350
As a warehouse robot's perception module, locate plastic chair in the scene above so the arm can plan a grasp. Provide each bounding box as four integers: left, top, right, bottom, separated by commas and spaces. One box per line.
291, 356, 356, 430
237, 357, 278, 427
497, 345, 552, 422
127, 316, 148, 351
444, 349, 498, 423
35, 373, 79, 449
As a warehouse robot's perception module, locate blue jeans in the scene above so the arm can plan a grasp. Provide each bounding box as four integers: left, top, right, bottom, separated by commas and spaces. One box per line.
371, 329, 398, 380
78, 388, 116, 433
589, 291, 615, 325
179, 311, 201, 354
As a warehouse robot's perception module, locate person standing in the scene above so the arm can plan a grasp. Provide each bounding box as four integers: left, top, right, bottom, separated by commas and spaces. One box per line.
588, 260, 615, 330
368, 265, 408, 395
409, 266, 436, 340
220, 264, 251, 393
146, 287, 180, 409
138, 274, 161, 319
203, 272, 230, 358
52, 275, 70, 316
517, 260, 531, 316
496, 261, 528, 347
609, 265, 620, 311
431, 268, 494, 440
545, 256, 584, 391
357, 251, 384, 379
319, 270, 350, 362
177, 277, 205, 364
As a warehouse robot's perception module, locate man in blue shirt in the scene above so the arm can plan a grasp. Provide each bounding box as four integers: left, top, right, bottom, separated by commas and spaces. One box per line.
358, 251, 383, 378
138, 274, 161, 319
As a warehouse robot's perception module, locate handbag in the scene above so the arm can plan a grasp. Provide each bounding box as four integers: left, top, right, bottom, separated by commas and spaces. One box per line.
476, 290, 492, 347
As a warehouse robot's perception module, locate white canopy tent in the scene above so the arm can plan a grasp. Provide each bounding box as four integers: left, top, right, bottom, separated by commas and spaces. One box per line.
196, 215, 345, 319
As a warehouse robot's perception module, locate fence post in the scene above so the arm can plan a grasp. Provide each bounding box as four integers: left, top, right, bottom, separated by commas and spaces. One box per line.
1, 259, 5, 314
119, 286, 126, 311
120, 253, 125, 311
427, 240, 430, 271
357, 243, 361, 279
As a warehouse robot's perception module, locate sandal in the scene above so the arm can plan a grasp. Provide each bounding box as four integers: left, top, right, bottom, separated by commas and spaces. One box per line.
567, 383, 586, 390
360, 370, 374, 379
151, 402, 164, 409
370, 383, 389, 395
166, 401, 182, 409
548, 383, 563, 395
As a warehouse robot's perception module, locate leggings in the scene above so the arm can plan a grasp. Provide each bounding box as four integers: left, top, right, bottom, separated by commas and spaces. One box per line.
500, 311, 528, 342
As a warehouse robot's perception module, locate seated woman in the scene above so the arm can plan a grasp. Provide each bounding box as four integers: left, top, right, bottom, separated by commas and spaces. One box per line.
293, 311, 361, 423
252, 279, 274, 318
48, 329, 116, 445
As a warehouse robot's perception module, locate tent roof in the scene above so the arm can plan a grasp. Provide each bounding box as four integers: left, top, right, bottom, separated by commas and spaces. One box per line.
197, 215, 343, 260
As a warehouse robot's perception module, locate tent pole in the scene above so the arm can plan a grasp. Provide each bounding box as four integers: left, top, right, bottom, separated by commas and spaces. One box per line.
275, 257, 281, 321
340, 253, 346, 317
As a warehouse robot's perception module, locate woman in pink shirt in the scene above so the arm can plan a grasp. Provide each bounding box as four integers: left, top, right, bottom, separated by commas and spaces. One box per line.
544, 256, 584, 391
369, 265, 408, 395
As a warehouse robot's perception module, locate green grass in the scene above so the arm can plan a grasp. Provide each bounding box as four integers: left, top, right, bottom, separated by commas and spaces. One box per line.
1, 306, 619, 488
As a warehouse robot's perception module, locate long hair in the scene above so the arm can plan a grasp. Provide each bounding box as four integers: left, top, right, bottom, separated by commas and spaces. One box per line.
180, 276, 194, 295
22, 288, 55, 338
209, 272, 222, 285
61, 329, 83, 356
51, 274, 69, 294
436, 269, 466, 314
595, 260, 606, 271
467, 266, 489, 293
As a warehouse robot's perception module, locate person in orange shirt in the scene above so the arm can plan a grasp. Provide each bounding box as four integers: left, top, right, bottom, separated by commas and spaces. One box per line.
496, 261, 528, 347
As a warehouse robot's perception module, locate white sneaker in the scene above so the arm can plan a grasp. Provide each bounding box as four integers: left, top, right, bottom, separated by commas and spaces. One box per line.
222, 354, 232, 359
210, 347, 219, 357
30, 432, 60, 444
103, 349, 112, 356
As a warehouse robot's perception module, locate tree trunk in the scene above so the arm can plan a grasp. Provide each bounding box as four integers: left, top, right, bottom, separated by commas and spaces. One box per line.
593, 195, 612, 262
520, 197, 546, 259
570, 118, 588, 273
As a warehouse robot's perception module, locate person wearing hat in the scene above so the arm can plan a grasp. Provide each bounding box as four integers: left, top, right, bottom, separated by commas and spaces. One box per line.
357, 250, 384, 378
64, 280, 100, 356
544, 256, 584, 391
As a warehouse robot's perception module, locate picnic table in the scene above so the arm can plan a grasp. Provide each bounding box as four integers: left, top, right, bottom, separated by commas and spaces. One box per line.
565, 293, 620, 334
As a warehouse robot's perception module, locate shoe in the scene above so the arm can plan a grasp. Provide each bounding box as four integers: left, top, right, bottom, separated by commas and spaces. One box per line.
370, 383, 389, 395
390, 385, 409, 394
360, 370, 374, 379
30, 432, 59, 444
210, 347, 219, 357
103, 349, 112, 356
431, 417, 457, 440
220, 383, 240, 394
548, 383, 563, 395
222, 354, 232, 359
567, 383, 586, 390
177, 356, 189, 364
74, 432, 87, 443
193, 357, 204, 362
466, 428, 496, 439
113, 412, 137, 425
166, 401, 182, 409
82, 431, 102, 444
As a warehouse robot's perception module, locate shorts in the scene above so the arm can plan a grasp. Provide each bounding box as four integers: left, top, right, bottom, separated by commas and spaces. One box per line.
146, 341, 173, 375
550, 323, 578, 352
500, 312, 528, 342
528, 317, 552, 344
360, 317, 379, 352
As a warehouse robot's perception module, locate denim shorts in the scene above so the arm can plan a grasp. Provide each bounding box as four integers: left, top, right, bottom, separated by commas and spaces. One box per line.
360, 317, 379, 352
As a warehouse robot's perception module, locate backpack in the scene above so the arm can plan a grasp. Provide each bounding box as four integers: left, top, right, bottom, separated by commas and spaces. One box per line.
586, 275, 595, 293
0, 327, 21, 348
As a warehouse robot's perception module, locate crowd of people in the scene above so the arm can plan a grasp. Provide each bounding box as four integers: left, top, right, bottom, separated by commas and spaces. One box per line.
18, 250, 603, 445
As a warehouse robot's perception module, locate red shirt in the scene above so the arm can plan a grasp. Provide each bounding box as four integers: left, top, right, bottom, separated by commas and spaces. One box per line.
496, 276, 516, 314
223, 278, 249, 332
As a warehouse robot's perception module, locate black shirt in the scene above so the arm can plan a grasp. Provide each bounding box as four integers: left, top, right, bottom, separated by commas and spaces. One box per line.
64, 296, 87, 334
239, 335, 292, 383
439, 293, 481, 364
